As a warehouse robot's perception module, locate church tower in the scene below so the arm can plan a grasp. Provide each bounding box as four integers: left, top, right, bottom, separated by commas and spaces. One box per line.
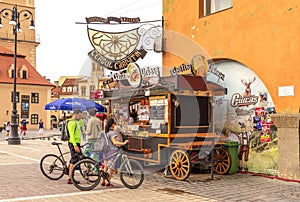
0, 0, 38, 68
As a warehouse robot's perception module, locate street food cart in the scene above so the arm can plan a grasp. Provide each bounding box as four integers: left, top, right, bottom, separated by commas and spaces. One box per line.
103, 74, 231, 180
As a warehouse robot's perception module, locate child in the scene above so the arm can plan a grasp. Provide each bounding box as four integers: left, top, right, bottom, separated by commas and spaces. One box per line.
5, 121, 10, 140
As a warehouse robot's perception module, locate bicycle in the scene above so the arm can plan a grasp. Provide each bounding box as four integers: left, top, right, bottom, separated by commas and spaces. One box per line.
40, 142, 96, 180
70, 147, 144, 191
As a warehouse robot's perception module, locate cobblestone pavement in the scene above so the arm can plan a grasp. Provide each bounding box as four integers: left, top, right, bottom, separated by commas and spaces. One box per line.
0, 132, 299, 202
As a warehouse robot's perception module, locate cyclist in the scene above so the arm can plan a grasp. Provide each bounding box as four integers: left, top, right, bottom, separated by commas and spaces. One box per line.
67, 108, 83, 184
101, 117, 128, 186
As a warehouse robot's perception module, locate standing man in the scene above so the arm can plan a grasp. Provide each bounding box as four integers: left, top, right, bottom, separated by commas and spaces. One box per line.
238, 122, 252, 172
85, 108, 102, 162
67, 108, 82, 184
39, 119, 44, 139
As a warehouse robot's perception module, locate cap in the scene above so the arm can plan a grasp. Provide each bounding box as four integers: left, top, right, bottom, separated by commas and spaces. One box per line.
239, 122, 246, 128
73, 108, 82, 114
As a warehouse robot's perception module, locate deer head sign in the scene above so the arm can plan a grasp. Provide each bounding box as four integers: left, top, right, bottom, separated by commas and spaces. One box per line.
241, 77, 256, 97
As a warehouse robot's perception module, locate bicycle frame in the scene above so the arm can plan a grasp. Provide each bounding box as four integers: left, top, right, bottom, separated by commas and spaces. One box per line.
87, 148, 131, 176
54, 144, 70, 165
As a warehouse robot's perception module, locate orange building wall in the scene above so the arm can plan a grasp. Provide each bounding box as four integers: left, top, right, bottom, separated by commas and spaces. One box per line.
163, 0, 300, 112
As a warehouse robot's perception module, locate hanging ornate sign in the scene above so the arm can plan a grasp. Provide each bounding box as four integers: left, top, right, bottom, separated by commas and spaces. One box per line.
103, 63, 161, 88
86, 16, 141, 24
86, 17, 162, 71
168, 55, 225, 81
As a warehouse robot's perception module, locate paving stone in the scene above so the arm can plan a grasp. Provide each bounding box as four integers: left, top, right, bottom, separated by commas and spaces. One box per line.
0, 138, 299, 201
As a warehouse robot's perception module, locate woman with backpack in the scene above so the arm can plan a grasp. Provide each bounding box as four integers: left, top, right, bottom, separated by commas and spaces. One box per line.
101, 117, 128, 186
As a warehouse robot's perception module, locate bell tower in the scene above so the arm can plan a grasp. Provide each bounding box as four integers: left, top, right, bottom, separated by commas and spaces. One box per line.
0, 0, 38, 68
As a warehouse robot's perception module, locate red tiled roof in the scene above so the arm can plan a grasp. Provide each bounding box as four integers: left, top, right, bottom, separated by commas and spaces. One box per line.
51, 86, 62, 98
61, 78, 78, 87
60, 78, 78, 95
0, 46, 54, 86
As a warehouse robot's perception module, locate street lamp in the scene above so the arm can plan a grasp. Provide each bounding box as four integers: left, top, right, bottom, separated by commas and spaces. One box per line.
0, 5, 35, 145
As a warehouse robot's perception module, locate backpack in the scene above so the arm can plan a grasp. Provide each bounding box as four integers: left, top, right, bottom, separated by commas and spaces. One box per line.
93, 131, 110, 153
61, 120, 77, 141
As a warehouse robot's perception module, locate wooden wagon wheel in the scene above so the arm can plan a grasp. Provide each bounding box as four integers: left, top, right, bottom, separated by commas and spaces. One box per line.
169, 150, 191, 181
213, 147, 231, 175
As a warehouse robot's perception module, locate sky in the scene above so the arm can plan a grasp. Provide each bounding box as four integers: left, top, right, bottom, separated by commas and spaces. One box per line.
34, 0, 162, 82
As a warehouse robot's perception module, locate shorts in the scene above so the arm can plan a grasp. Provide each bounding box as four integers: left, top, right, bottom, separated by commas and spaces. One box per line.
39, 128, 44, 134
21, 126, 27, 130
238, 145, 249, 161
68, 142, 81, 164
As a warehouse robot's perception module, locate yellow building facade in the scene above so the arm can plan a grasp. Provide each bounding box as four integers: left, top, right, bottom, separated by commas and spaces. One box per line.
0, 0, 53, 130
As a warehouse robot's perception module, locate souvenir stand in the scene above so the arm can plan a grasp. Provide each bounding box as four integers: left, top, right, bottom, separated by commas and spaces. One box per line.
103, 74, 231, 180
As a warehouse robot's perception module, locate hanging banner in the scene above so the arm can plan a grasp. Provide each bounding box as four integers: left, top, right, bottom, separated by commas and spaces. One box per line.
86, 17, 162, 71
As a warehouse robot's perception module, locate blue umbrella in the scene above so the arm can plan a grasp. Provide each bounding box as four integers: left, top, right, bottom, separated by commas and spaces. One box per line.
44, 98, 106, 112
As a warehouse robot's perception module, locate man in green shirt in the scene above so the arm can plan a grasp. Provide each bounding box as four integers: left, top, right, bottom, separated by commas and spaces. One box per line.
67, 108, 82, 184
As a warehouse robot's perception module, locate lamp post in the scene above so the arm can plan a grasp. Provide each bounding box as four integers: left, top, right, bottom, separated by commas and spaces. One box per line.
0, 5, 35, 145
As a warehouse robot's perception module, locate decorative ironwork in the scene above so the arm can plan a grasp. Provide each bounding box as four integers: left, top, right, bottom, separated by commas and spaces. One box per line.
137, 24, 162, 51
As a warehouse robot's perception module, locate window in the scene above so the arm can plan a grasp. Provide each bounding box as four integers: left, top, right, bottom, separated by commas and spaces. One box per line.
90, 85, 95, 91
73, 86, 77, 93
21, 95, 30, 119
20, 65, 28, 79
22, 70, 27, 79
62, 87, 66, 92
199, 0, 232, 17
81, 86, 86, 96
31, 93, 39, 103
31, 114, 38, 124
67, 86, 73, 92
11, 92, 20, 103
10, 70, 15, 78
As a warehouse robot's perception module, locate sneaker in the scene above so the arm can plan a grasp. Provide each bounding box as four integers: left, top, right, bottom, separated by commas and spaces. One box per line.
67, 179, 80, 184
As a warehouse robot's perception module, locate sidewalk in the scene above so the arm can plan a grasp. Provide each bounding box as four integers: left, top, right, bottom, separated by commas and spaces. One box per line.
0, 139, 299, 201
0, 129, 61, 141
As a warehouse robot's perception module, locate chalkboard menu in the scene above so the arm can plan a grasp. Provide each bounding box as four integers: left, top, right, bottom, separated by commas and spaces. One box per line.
149, 98, 167, 122
150, 105, 165, 120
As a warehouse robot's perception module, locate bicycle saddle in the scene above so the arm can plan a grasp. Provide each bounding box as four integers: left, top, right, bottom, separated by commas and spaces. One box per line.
51, 142, 62, 146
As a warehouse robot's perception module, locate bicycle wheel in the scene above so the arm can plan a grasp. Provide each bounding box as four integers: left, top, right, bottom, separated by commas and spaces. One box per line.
119, 159, 144, 189
79, 157, 97, 183
40, 154, 65, 180
71, 159, 101, 191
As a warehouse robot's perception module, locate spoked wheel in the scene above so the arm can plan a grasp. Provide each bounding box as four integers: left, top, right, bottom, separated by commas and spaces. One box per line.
40, 154, 65, 180
169, 150, 191, 181
120, 159, 144, 189
80, 157, 97, 182
213, 147, 231, 175
71, 159, 101, 191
